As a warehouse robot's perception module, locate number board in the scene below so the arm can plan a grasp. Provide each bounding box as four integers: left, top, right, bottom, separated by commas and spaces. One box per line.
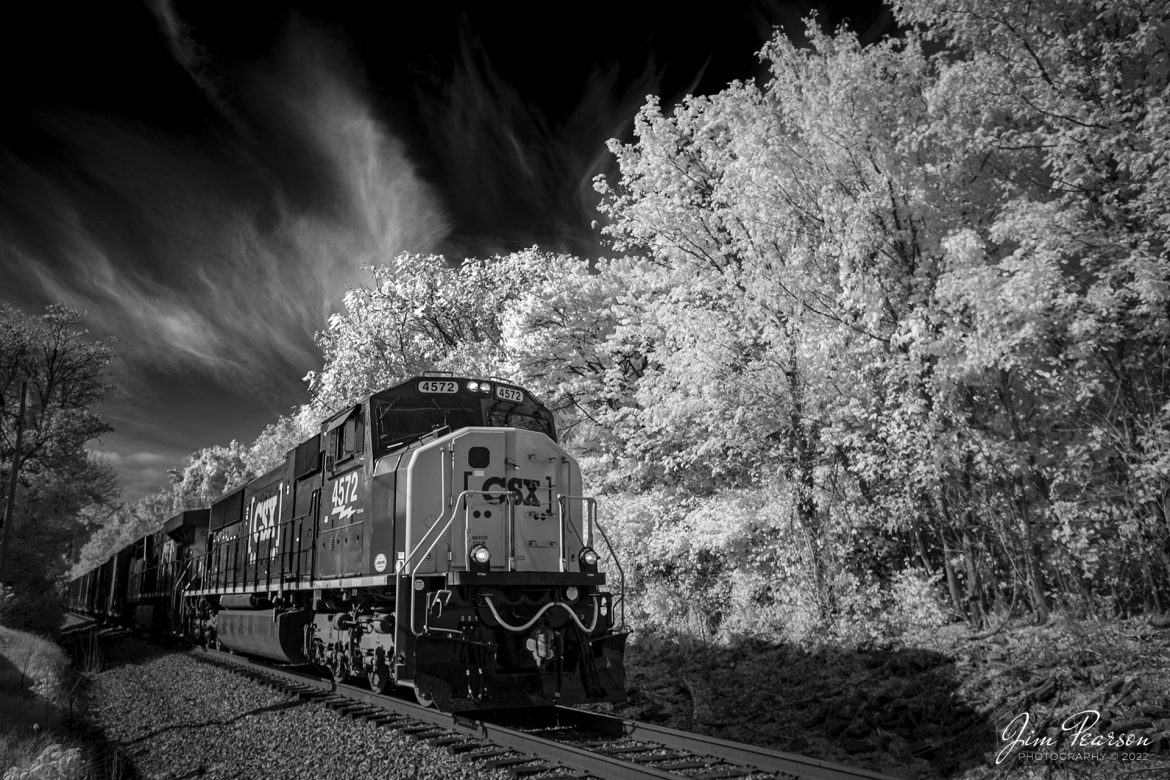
496, 386, 525, 403
418, 379, 459, 394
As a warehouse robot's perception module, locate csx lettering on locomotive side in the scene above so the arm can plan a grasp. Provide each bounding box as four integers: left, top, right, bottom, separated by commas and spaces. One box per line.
250, 494, 279, 542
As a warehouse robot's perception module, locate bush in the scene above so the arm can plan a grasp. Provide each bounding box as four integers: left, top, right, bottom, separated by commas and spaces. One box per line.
602, 485, 960, 646
0, 583, 64, 637
886, 568, 951, 633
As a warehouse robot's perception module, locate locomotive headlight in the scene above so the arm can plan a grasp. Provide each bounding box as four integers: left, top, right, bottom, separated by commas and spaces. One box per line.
579, 547, 599, 574
480, 382, 492, 393
467, 380, 480, 392
564, 586, 580, 603
470, 544, 491, 573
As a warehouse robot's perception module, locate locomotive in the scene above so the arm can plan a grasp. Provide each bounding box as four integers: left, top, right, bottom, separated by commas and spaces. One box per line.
67, 375, 628, 711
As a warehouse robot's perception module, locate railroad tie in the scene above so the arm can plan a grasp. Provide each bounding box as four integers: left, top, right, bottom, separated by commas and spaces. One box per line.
485, 755, 535, 769
690, 768, 752, 780
599, 744, 657, 755
463, 748, 512, 761
386, 720, 418, 731
373, 715, 411, 729
629, 751, 690, 764
402, 726, 449, 740
656, 760, 714, 771
290, 688, 322, 700
348, 707, 383, 720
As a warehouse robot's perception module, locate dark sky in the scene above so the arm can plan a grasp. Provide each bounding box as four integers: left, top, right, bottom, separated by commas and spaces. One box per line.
0, 1, 888, 503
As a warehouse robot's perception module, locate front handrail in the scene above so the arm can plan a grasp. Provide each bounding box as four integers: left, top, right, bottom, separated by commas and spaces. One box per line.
557, 495, 626, 629
169, 558, 201, 634
556, 495, 596, 572
591, 513, 626, 630
171, 558, 197, 600
403, 489, 517, 637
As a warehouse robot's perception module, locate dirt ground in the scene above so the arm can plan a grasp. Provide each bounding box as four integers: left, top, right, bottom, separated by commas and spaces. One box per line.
605, 616, 1170, 779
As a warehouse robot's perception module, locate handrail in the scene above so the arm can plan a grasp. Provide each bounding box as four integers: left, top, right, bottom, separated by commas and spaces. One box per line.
591, 513, 626, 630
402, 488, 517, 637
170, 558, 199, 632
558, 495, 625, 630
171, 558, 197, 599
555, 495, 596, 571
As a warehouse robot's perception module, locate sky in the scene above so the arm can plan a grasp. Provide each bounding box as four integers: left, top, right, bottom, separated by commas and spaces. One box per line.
0, 1, 889, 503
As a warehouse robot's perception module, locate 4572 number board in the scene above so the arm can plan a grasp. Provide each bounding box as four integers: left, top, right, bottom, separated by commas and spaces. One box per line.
417, 379, 458, 394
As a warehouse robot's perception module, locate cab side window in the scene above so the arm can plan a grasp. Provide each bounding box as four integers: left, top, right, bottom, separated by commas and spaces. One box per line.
328, 407, 364, 470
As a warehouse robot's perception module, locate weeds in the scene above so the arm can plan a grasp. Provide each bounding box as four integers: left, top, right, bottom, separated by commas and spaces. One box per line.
77, 629, 105, 674
0, 625, 77, 778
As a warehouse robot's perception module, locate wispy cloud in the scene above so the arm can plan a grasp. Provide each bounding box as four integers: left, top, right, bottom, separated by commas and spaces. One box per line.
90, 449, 174, 469
88, 447, 177, 502
1, 13, 449, 401
418, 25, 661, 257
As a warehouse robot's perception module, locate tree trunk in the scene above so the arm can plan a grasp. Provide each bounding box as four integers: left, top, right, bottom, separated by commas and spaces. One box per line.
781, 330, 831, 621
939, 532, 966, 620
913, 524, 935, 576
1016, 492, 1049, 624
962, 529, 986, 628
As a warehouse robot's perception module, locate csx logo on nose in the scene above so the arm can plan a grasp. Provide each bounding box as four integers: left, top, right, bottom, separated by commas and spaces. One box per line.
481, 477, 541, 506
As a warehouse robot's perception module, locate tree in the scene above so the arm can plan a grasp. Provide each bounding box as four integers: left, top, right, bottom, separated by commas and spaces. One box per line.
583, 0, 1170, 629
306, 249, 575, 412
0, 304, 118, 633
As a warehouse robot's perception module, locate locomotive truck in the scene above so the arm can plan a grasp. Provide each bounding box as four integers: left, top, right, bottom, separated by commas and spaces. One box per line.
67, 375, 628, 711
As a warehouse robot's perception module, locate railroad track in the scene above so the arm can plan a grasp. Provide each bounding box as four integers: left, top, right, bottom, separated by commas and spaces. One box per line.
192, 645, 906, 780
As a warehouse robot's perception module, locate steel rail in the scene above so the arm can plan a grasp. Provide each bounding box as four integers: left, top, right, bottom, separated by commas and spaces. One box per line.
551, 707, 905, 780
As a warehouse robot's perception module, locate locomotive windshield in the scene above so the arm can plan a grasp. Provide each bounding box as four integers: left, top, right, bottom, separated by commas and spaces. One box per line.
371, 376, 556, 456
486, 407, 551, 434
375, 400, 480, 451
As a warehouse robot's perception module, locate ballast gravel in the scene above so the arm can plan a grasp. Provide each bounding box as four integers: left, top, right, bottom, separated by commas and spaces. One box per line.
84, 636, 512, 780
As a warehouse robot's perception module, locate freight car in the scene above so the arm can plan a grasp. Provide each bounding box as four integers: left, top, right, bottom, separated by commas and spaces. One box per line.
68, 375, 628, 711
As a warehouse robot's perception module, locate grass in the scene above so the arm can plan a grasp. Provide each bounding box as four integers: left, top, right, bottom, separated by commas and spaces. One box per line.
615, 613, 1170, 778
0, 624, 80, 777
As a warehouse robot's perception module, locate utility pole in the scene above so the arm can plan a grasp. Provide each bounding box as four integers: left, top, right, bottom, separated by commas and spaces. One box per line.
0, 380, 28, 583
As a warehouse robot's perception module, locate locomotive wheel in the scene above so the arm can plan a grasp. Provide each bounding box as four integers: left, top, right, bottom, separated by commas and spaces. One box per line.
368, 665, 390, 694
413, 686, 435, 708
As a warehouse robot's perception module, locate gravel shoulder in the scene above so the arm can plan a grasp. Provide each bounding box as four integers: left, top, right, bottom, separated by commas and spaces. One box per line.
75, 617, 1170, 780
82, 637, 509, 780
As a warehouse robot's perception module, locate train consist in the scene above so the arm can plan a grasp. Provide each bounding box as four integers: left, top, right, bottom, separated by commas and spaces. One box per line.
67, 376, 628, 711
